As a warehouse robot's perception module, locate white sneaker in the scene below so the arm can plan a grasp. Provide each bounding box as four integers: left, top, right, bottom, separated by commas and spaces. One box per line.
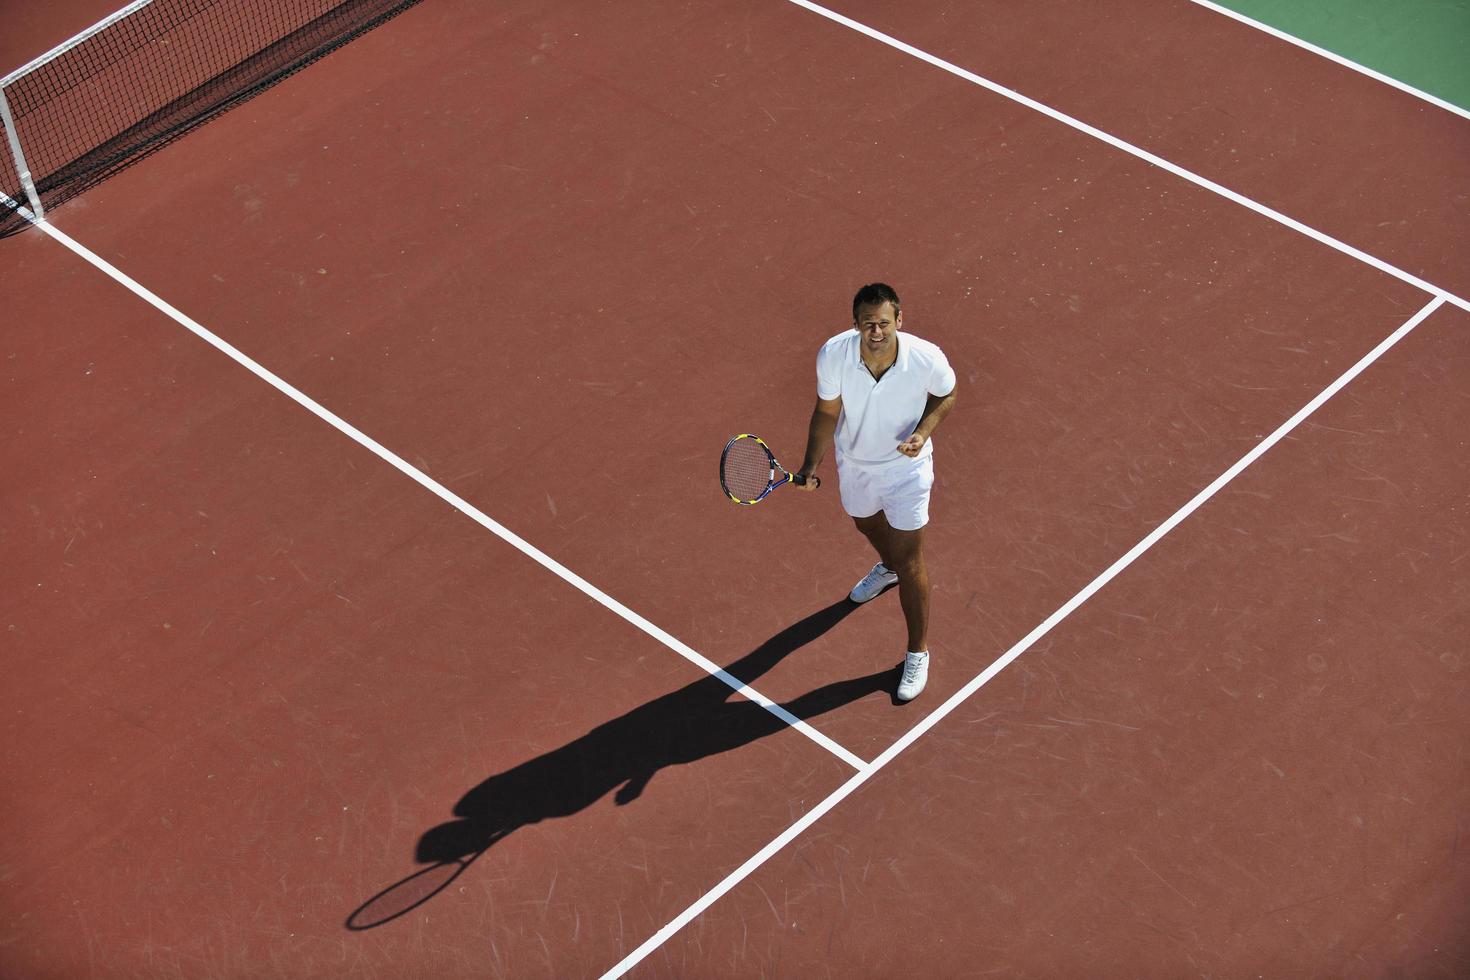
897, 651, 929, 701
849, 562, 899, 603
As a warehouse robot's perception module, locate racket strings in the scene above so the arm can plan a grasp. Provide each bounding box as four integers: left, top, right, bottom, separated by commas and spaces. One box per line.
722, 439, 775, 500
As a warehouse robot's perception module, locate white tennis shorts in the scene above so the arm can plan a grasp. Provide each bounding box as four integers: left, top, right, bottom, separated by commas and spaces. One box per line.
835, 452, 936, 531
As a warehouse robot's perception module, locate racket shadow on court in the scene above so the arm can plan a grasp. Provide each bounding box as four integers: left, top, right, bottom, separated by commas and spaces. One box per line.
347, 598, 895, 929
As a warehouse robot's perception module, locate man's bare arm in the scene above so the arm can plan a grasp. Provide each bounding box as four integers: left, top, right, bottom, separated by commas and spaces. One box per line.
897, 388, 957, 457
796, 395, 842, 490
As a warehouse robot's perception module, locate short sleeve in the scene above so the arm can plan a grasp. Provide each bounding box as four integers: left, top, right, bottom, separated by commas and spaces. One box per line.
815, 339, 842, 400
928, 346, 957, 397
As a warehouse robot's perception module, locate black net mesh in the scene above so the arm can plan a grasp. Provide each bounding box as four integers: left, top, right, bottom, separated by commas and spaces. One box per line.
0, 0, 422, 237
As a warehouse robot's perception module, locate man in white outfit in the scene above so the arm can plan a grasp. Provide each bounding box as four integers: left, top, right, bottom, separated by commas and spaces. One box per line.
795, 283, 958, 701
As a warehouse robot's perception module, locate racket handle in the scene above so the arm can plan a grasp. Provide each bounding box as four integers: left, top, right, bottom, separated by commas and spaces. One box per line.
792, 473, 807, 486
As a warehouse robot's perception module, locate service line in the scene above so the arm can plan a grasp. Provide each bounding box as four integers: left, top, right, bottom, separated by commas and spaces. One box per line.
784, 0, 1469, 314
29, 216, 870, 775
603, 294, 1445, 977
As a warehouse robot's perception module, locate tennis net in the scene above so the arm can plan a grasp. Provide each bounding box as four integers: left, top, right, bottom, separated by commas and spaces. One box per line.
0, 0, 421, 238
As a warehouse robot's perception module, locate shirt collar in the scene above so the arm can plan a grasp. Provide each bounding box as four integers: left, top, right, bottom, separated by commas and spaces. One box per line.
851, 331, 905, 371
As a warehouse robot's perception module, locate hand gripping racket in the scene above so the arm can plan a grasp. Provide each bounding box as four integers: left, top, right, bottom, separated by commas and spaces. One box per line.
720, 433, 819, 505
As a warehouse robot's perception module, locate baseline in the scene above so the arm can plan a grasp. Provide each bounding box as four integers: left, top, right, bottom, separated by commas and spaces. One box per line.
1187, 0, 1470, 121
784, 0, 1468, 313
25, 214, 870, 774
603, 295, 1446, 976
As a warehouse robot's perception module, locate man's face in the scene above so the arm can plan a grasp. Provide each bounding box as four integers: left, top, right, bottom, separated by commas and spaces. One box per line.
855, 301, 902, 355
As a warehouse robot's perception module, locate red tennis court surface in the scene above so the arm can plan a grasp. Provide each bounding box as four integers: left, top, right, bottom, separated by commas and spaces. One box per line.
3, 0, 1466, 977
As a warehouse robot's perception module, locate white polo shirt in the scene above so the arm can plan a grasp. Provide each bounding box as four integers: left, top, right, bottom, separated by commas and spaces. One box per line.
816, 330, 956, 465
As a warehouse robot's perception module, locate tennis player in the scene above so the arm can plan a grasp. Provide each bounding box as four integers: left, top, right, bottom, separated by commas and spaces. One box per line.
795, 283, 957, 701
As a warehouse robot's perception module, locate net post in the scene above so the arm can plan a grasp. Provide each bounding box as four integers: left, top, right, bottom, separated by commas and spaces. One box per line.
0, 85, 43, 220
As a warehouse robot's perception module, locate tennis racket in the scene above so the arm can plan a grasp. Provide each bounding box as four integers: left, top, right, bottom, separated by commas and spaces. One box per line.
720, 433, 819, 505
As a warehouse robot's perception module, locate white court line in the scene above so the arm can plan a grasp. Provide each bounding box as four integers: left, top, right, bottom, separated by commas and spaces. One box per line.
605, 294, 1447, 977
9, 3, 1459, 964
27, 216, 870, 775
1187, 0, 1470, 122
1, 189, 30, 216
784, 0, 1470, 315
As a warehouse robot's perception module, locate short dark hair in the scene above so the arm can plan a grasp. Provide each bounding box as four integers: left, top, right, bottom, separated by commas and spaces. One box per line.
852, 282, 901, 320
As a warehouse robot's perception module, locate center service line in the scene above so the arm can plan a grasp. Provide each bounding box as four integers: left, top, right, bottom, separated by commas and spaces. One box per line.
603, 294, 1445, 977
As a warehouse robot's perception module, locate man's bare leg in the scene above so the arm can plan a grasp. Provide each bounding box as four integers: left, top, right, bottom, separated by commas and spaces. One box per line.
852, 513, 928, 652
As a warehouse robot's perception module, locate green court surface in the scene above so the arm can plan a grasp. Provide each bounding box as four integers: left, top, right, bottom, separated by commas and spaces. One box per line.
1213, 0, 1470, 110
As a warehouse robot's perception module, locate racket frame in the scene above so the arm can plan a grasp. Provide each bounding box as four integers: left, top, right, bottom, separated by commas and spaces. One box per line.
720, 433, 811, 505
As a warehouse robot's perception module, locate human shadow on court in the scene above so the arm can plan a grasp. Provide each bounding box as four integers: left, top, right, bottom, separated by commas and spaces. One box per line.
347, 598, 894, 929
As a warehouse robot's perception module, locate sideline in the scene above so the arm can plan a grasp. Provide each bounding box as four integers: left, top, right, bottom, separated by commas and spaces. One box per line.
26, 212, 872, 774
